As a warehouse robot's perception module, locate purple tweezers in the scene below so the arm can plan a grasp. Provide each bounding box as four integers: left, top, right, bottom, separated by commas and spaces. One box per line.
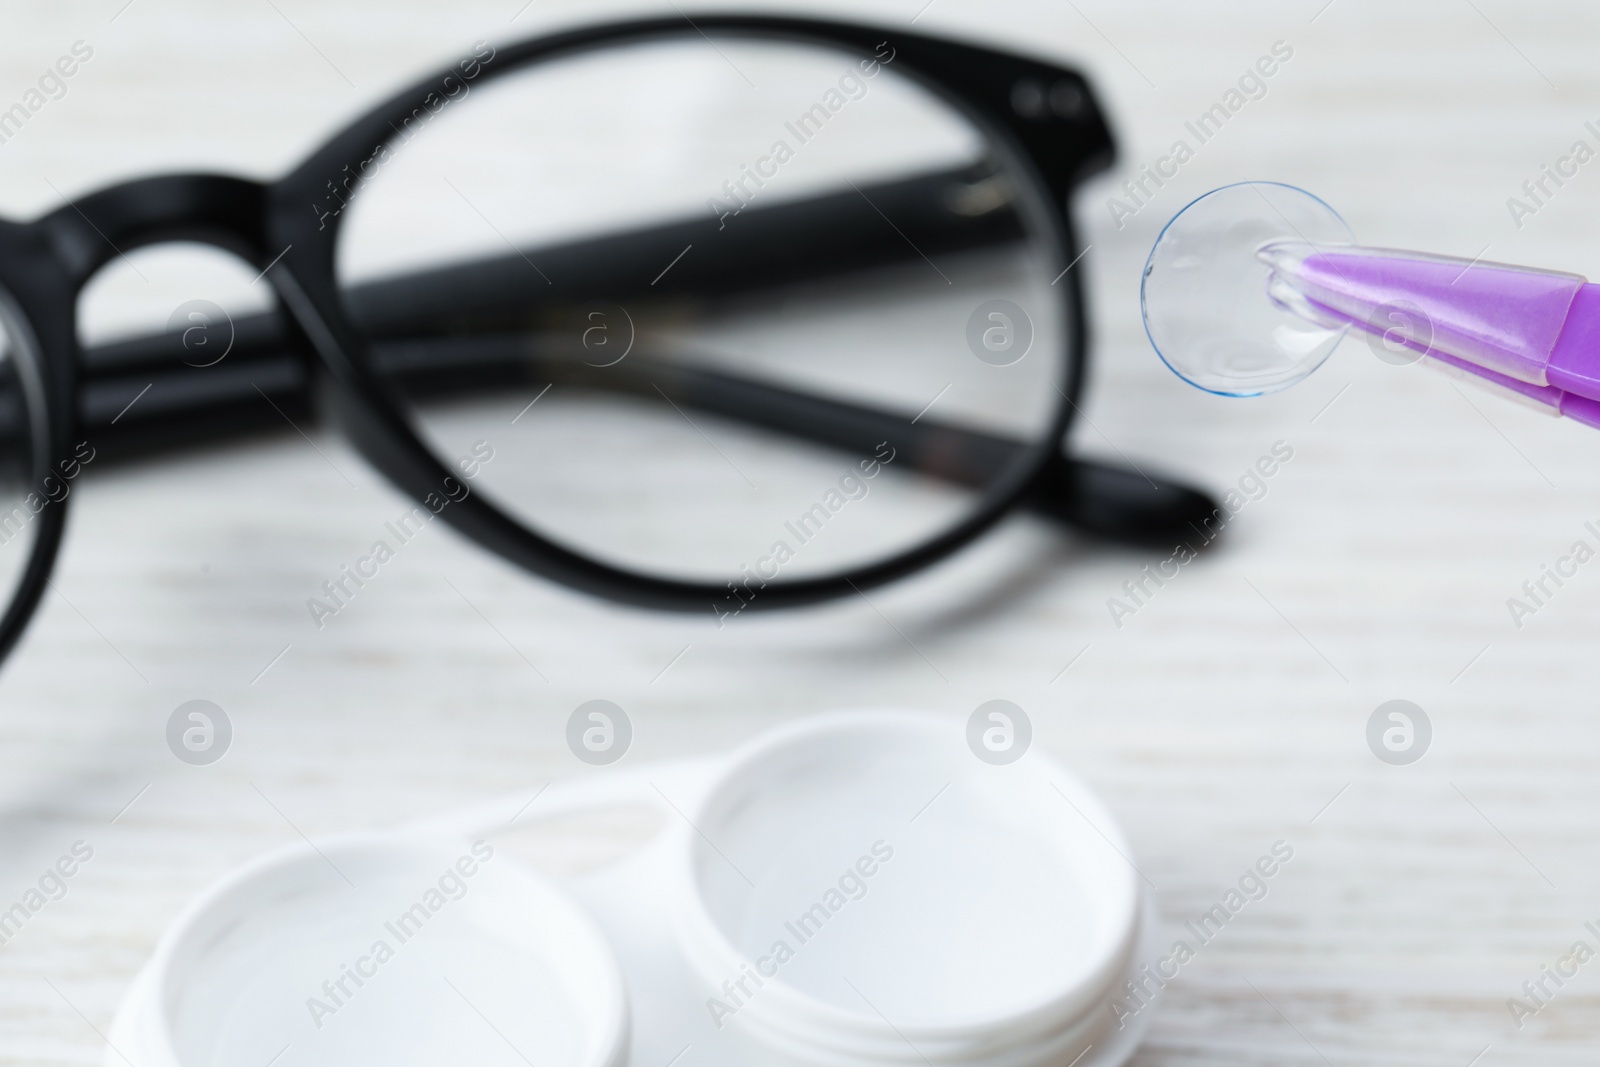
1260, 242, 1600, 429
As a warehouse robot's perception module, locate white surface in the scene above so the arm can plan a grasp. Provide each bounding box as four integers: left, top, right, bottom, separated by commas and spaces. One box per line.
4, 2, 1600, 1066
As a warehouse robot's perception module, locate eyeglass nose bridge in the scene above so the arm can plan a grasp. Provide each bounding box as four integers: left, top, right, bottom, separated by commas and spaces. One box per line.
40, 173, 271, 290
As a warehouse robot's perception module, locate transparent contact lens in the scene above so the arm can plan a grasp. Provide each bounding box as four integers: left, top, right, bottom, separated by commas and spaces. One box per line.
1141, 181, 1355, 396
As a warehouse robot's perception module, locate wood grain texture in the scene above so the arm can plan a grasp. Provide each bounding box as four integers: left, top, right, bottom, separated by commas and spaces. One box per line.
3, 1, 1600, 1064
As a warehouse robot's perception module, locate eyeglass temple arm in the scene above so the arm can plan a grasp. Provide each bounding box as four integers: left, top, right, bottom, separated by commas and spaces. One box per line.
375, 333, 1223, 549
681, 370, 1226, 551
75, 165, 1220, 546
75, 334, 1219, 550
625, 355, 1224, 550
76, 163, 1009, 447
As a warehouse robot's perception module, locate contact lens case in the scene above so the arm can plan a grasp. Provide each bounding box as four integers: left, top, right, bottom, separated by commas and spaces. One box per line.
107, 712, 1156, 1067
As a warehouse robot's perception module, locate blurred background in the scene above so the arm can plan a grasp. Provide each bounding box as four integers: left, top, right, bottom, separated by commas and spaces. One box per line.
2, 1, 1599, 1064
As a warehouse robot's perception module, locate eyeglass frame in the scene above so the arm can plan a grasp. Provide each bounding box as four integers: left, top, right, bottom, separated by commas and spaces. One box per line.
0, 13, 1210, 666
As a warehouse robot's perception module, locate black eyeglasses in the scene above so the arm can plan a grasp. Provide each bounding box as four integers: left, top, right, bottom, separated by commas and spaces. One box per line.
0, 14, 1218, 665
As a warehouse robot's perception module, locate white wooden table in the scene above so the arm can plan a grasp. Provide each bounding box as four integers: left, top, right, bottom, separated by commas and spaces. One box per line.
3, 1, 1600, 1064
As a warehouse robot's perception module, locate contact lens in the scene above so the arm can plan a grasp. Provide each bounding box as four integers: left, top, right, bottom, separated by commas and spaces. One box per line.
1141, 182, 1355, 396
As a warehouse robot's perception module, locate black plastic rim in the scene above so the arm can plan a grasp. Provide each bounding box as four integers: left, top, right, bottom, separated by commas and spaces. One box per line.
269, 14, 1112, 613
0, 14, 1117, 658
